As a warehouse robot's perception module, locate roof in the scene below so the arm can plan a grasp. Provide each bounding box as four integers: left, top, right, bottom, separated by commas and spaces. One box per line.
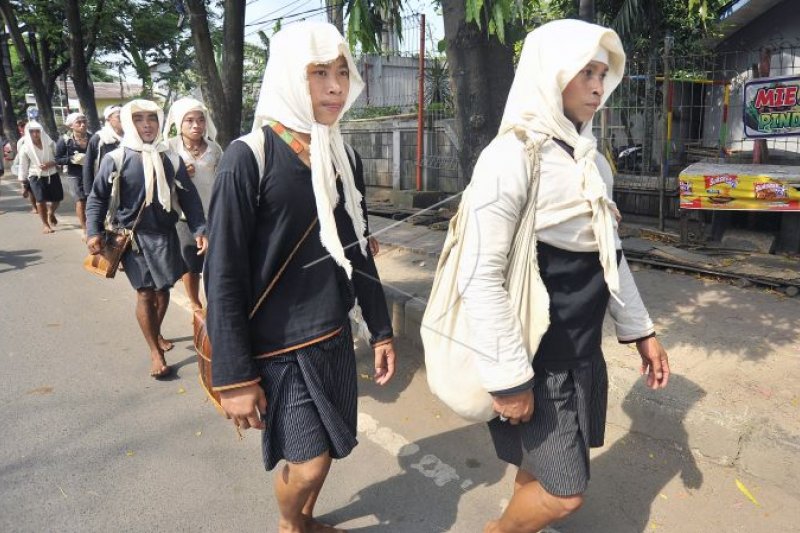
61, 79, 143, 101
709, 0, 787, 47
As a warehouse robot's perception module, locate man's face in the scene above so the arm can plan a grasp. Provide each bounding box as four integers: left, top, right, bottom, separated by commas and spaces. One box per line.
71, 118, 87, 135
562, 60, 608, 129
132, 111, 159, 143
181, 110, 207, 142
107, 112, 123, 135
306, 55, 350, 126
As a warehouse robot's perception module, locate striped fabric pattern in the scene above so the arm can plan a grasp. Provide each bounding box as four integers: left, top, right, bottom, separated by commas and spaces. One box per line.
257, 324, 358, 471
488, 357, 608, 497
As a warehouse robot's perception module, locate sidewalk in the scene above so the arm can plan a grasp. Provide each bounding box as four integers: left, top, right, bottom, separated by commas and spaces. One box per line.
368, 214, 800, 495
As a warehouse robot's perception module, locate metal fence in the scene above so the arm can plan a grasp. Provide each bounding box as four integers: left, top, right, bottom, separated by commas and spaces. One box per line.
601, 44, 800, 220
341, 13, 460, 192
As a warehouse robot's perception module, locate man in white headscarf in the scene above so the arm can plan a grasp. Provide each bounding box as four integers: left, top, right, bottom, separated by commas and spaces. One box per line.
204, 21, 396, 532
18, 121, 62, 233
83, 104, 124, 197
85, 99, 208, 380
55, 112, 90, 237
450, 20, 671, 532
163, 97, 223, 310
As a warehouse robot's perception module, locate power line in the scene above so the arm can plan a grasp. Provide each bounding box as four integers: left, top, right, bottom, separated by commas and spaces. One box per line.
246, 0, 309, 27
245, 4, 337, 37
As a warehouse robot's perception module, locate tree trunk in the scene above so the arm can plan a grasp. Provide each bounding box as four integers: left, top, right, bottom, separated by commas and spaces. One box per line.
441, 0, 515, 182
0, 0, 58, 137
64, 0, 100, 131
0, 28, 18, 146
221, 0, 244, 144
186, 0, 244, 148
326, 0, 344, 33
578, 0, 595, 22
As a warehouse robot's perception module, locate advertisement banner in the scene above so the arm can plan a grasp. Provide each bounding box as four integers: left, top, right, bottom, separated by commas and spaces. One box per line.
744, 75, 800, 138
678, 163, 800, 211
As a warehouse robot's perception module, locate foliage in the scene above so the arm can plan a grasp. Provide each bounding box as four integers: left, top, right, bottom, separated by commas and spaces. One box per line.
344, 0, 403, 54
346, 105, 404, 120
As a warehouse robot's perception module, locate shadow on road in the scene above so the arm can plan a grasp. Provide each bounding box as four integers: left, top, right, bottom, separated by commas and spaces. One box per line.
0, 248, 42, 273
321, 421, 507, 532
555, 374, 705, 532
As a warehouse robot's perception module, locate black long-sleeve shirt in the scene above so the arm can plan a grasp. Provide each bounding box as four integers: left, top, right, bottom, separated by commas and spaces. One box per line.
85, 148, 206, 239
82, 132, 120, 196
205, 126, 393, 389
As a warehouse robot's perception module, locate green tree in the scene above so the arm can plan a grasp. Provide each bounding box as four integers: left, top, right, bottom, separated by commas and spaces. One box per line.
0, 0, 70, 137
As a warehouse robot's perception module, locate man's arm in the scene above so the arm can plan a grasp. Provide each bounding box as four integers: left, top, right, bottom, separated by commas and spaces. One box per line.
204, 142, 266, 430
85, 156, 115, 239
171, 157, 207, 237
82, 136, 100, 197
55, 138, 70, 166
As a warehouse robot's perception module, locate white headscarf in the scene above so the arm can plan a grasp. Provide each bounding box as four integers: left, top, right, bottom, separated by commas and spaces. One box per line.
98, 105, 123, 145
252, 21, 367, 278
163, 97, 218, 142
120, 99, 172, 212
500, 19, 626, 303
22, 121, 56, 175
64, 112, 86, 127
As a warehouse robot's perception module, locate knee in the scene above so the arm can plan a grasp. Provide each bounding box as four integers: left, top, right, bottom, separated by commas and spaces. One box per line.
544, 492, 583, 519
282, 458, 329, 490
137, 289, 156, 303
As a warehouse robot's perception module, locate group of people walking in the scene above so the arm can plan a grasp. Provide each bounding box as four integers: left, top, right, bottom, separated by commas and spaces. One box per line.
12, 18, 670, 533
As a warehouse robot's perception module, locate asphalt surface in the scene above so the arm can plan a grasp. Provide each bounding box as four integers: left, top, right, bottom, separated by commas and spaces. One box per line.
1, 178, 798, 532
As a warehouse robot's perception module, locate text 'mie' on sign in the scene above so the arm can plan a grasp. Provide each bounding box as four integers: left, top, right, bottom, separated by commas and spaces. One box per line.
744, 75, 800, 138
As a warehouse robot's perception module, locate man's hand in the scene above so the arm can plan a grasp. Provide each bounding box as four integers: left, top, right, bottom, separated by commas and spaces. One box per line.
491, 389, 534, 425
219, 383, 267, 431
185, 163, 196, 177
637, 336, 670, 389
373, 341, 396, 385
87, 235, 103, 255
368, 236, 380, 256
195, 235, 208, 255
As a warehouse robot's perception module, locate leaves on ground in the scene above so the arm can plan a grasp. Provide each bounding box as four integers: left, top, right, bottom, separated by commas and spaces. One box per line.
735, 478, 760, 506
26, 386, 53, 395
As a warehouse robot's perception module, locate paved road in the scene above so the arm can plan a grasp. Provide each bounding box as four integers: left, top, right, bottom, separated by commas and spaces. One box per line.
1, 179, 798, 532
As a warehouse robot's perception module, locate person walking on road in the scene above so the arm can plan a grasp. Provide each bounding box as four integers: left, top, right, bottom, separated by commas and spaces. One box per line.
163, 97, 222, 311
55, 112, 91, 238
18, 121, 62, 234
85, 100, 207, 380
451, 20, 672, 533
204, 22, 397, 533
83, 105, 123, 196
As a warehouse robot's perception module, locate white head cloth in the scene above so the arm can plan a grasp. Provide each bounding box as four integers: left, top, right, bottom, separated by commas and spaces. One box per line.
99, 105, 123, 145
22, 120, 55, 171
500, 19, 626, 303
252, 21, 367, 278
120, 99, 171, 212
65, 112, 85, 127
163, 97, 218, 143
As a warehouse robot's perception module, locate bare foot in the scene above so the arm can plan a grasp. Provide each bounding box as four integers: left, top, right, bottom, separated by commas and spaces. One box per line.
305, 516, 346, 533
31, 207, 39, 214
48, 213, 58, 226
42, 226, 54, 234
484, 520, 501, 533
149, 351, 171, 380
158, 335, 174, 352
